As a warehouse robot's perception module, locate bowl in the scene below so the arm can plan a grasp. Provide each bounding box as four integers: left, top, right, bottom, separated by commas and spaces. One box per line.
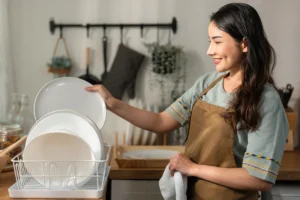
34, 77, 106, 130
26, 109, 104, 160
23, 132, 96, 189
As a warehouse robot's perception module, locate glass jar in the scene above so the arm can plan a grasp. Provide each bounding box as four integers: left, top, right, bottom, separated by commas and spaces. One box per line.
7, 93, 20, 123
0, 124, 22, 165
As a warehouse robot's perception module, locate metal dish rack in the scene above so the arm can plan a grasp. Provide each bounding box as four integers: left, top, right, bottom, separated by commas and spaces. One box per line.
8, 145, 111, 199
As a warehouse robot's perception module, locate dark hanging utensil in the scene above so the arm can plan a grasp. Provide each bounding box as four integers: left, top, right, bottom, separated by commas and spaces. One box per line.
279, 84, 294, 108
120, 25, 124, 44
79, 26, 100, 85
100, 26, 108, 83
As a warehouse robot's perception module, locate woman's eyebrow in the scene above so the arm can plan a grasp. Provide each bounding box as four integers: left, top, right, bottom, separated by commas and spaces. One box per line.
212, 36, 223, 39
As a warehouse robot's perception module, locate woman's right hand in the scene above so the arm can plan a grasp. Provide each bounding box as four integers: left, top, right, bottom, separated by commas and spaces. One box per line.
85, 85, 114, 109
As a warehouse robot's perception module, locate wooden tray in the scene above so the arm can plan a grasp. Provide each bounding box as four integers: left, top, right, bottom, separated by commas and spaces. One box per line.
114, 145, 185, 168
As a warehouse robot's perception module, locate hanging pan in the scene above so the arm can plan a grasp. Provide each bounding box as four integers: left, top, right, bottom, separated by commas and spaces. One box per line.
79, 27, 100, 85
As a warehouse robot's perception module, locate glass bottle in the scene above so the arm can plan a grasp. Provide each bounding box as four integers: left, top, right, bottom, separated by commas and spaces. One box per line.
14, 94, 34, 136
7, 93, 20, 123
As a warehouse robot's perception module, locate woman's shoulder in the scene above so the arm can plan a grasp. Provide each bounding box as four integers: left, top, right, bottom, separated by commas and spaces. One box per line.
194, 71, 226, 88
260, 83, 282, 108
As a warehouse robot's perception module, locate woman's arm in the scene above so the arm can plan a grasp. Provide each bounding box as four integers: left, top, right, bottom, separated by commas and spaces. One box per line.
106, 97, 180, 133
85, 85, 181, 134
169, 153, 272, 192
190, 164, 272, 192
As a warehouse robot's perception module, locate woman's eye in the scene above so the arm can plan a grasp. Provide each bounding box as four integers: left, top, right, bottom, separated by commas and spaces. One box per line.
209, 40, 221, 44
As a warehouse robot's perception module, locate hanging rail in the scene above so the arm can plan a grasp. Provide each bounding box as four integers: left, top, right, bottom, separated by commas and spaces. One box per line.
49, 17, 177, 37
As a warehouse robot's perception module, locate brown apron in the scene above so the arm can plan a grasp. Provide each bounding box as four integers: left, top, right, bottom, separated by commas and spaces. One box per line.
185, 74, 258, 200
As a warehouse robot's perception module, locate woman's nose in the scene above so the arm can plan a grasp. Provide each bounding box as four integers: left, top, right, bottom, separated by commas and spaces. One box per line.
207, 44, 214, 56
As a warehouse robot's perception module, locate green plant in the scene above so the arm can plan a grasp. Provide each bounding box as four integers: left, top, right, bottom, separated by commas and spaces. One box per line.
145, 42, 187, 106
144, 43, 184, 74
47, 56, 72, 70
47, 37, 72, 78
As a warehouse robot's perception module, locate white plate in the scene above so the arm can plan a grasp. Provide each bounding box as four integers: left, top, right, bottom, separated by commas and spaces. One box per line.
26, 109, 104, 160
121, 149, 179, 159
23, 132, 96, 189
34, 77, 106, 130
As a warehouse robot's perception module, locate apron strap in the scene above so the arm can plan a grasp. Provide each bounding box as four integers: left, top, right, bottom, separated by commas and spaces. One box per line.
198, 72, 229, 98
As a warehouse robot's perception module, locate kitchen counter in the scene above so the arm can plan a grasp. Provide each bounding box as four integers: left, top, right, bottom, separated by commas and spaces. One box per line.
277, 148, 300, 180
0, 172, 105, 200
110, 147, 300, 180
0, 149, 298, 199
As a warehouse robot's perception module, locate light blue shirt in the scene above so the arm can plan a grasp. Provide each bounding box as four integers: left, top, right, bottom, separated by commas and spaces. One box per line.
166, 71, 289, 185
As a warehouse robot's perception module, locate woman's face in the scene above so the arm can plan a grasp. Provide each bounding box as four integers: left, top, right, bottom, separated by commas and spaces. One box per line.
207, 22, 246, 73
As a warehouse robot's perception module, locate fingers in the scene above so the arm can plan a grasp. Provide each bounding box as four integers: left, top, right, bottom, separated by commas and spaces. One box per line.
170, 169, 175, 177
169, 163, 175, 177
170, 153, 179, 160
169, 153, 181, 163
85, 84, 102, 91
169, 154, 179, 171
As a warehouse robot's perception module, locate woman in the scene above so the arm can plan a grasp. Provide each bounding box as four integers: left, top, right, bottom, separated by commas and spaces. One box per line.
86, 3, 288, 200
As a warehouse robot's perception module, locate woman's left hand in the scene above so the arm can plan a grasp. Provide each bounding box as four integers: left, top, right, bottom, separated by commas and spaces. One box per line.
169, 153, 196, 176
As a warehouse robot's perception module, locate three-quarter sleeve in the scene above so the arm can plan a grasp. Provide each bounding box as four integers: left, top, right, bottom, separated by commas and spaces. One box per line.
242, 101, 289, 184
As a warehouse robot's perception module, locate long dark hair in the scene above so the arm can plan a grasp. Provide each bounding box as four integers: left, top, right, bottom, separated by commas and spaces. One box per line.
210, 3, 276, 131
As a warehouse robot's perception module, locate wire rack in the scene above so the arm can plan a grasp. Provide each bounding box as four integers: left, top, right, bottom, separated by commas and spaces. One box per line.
8, 145, 111, 199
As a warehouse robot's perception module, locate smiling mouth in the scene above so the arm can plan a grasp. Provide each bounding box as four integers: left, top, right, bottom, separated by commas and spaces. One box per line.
214, 58, 222, 64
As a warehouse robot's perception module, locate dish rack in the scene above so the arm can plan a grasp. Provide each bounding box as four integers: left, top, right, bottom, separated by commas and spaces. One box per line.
8, 145, 111, 199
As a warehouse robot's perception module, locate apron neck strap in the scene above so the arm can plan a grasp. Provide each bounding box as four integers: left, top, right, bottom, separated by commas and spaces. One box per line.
199, 72, 229, 98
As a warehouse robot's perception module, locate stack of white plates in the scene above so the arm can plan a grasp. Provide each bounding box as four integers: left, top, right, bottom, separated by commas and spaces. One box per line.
23, 77, 106, 189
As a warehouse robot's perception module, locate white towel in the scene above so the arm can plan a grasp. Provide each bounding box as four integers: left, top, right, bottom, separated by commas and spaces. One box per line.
159, 164, 187, 200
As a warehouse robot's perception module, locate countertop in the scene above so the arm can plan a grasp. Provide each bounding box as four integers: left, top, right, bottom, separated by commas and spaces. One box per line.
0, 172, 104, 200
0, 148, 298, 199
110, 147, 300, 181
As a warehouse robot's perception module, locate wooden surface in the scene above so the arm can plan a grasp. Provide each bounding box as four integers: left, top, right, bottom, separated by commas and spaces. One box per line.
110, 147, 300, 181
277, 148, 300, 180
0, 172, 104, 200
114, 145, 185, 168
285, 108, 297, 151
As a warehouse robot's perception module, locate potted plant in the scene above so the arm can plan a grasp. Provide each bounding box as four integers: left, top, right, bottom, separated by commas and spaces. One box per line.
144, 42, 187, 106
144, 42, 184, 74
47, 37, 72, 78
47, 56, 72, 77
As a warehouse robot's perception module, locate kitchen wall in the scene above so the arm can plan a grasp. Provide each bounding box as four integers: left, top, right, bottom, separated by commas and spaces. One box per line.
8, 0, 300, 147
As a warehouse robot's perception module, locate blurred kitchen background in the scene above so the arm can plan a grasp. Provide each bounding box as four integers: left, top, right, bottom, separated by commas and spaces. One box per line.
1, 0, 300, 148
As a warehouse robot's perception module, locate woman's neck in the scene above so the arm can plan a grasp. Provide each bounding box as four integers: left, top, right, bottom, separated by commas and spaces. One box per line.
223, 68, 243, 92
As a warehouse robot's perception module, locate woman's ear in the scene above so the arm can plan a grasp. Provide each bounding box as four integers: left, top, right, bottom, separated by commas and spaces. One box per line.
241, 37, 248, 53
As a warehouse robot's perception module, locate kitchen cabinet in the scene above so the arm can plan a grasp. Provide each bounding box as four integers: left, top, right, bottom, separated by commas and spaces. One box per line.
272, 181, 300, 199
111, 180, 163, 200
